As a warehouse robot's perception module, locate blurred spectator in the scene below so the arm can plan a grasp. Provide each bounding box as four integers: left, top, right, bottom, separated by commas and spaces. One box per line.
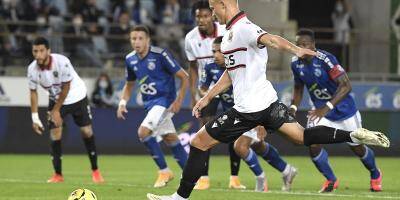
109, 11, 132, 53
162, 0, 180, 24
332, 0, 352, 44
91, 73, 118, 108
111, 0, 127, 22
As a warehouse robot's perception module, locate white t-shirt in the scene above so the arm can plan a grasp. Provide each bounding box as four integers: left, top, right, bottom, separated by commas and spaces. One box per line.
27, 53, 87, 105
184, 23, 225, 85
221, 12, 278, 113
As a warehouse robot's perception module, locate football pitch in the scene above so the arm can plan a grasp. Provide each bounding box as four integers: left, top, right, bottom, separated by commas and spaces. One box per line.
0, 155, 399, 200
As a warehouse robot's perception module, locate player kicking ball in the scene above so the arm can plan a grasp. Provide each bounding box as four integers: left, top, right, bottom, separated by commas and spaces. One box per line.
117, 26, 189, 188
147, 0, 389, 199
28, 37, 104, 183
199, 36, 297, 192
290, 29, 383, 192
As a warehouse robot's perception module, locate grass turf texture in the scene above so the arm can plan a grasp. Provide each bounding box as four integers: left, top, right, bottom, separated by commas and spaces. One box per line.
0, 155, 399, 200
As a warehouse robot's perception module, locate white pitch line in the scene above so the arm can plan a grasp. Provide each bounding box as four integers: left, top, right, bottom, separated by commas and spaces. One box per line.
1, 178, 399, 199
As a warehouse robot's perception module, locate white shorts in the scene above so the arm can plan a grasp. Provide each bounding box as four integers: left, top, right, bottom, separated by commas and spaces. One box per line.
307, 111, 362, 146
141, 105, 176, 137
242, 129, 260, 144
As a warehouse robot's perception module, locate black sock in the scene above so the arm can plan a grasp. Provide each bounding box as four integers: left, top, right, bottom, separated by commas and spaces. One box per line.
228, 142, 241, 176
177, 146, 209, 198
50, 140, 62, 175
83, 135, 98, 170
304, 126, 353, 146
202, 149, 211, 176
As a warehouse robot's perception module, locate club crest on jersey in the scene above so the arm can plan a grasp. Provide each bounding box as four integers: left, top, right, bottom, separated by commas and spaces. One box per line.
53, 71, 59, 78
228, 31, 233, 42
314, 68, 322, 77
147, 62, 156, 70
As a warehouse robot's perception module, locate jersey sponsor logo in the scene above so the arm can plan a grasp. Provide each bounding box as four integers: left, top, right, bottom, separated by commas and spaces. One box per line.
313, 64, 321, 68
140, 82, 157, 95
130, 60, 138, 65
309, 83, 332, 100
296, 64, 304, 68
210, 69, 220, 74
147, 62, 156, 70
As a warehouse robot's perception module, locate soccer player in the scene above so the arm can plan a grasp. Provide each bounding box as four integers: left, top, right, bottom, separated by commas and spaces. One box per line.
147, 0, 389, 199
28, 37, 104, 183
185, 1, 244, 190
199, 36, 298, 192
117, 26, 189, 188
289, 29, 383, 192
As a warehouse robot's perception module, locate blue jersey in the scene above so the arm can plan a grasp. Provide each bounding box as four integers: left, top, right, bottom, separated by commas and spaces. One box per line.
201, 62, 234, 110
125, 46, 182, 111
291, 50, 357, 121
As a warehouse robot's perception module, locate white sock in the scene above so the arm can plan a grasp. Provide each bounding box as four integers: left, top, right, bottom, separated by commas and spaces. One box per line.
256, 172, 265, 179
282, 164, 291, 176
160, 168, 170, 173
172, 192, 187, 200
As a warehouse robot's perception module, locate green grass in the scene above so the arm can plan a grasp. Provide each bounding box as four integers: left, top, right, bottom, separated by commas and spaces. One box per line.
0, 155, 399, 200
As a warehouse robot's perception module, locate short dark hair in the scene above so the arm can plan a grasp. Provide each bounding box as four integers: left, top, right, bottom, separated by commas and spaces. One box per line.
131, 25, 150, 36
296, 28, 315, 41
32, 37, 50, 49
213, 36, 223, 45
192, 0, 211, 15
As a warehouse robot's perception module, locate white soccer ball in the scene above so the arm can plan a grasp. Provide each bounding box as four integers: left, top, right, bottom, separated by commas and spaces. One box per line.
68, 189, 97, 200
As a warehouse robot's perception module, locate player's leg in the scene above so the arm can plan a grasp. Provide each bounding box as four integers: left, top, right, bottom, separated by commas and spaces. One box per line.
309, 144, 338, 193
234, 134, 265, 192
306, 118, 338, 193
194, 98, 218, 190
73, 98, 104, 183
349, 144, 382, 191
228, 141, 246, 190
161, 120, 188, 170
47, 126, 64, 183
147, 108, 257, 200
346, 112, 382, 191
251, 127, 297, 191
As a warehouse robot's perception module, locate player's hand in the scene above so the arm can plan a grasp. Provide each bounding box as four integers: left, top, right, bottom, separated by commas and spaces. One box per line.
289, 107, 297, 117
32, 122, 44, 135
192, 96, 210, 118
308, 107, 330, 123
117, 104, 128, 120
296, 48, 317, 59
190, 97, 197, 109
168, 99, 183, 113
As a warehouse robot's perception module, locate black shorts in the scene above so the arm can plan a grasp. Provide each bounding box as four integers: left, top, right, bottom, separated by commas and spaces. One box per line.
205, 101, 296, 143
48, 97, 92, 129
200, 97, 220, 118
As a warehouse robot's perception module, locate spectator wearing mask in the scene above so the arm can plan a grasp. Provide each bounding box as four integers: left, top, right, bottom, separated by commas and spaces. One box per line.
91, 73, 117, 108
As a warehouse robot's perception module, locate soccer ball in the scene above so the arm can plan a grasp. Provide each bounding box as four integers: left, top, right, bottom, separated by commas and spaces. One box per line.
68, 189, 97, 200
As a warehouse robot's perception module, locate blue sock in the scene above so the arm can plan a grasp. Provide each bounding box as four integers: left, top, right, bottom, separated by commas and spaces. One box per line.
360, 146, 380, 179
169, 140, 188, 169
260, 142, 287, 172
142, 136, 168, 170
312, 148, 336, 181
244, 149, 263, 176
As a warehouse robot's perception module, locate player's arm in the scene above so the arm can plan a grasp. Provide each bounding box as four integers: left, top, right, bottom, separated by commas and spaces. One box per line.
188, 60, 199, 108
192, 70, 232, 118
290, 81, 305, 117
169, 69, 189, 113
50, 82, 70, 127
329, 74, 352, 106
117, 81, 135, 120
258, 34, 316, 58
30, 89, 44, 135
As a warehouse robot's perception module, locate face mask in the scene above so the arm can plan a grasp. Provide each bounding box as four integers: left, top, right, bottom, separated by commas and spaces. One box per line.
73, 17, 83, 26
99, 80, 109, 89
37, 16, 46, 25
336, 3, 344, 13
